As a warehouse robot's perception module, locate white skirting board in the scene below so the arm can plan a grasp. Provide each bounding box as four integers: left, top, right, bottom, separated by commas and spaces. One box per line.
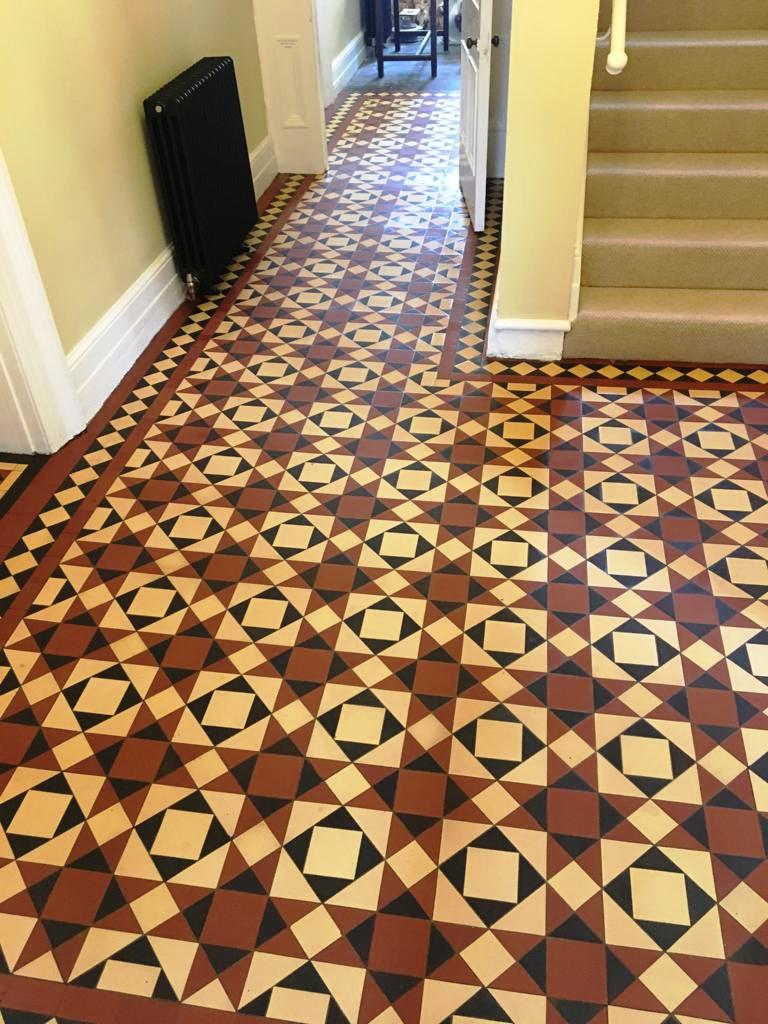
332, 32, 366, 96
67, 246, 185, 423
485, 302, 569, 362
68, 137, 278, 425
250, 135, 279, 204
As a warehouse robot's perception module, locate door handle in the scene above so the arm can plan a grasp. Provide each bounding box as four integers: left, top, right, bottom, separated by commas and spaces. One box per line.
466, 36, 500, 50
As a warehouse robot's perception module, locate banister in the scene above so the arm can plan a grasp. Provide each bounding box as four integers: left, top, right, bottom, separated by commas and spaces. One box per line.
606, 0, 628, 75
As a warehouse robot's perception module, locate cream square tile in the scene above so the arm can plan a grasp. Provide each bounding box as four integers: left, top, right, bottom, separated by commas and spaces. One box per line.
550, 861, 599, 911
335, 704, 386, 745
483, 621, 526, 655
268, 987, 330, 1024
721, 881, 768, 931
396, 469, 432, 492
489, 540, 529, 567
243, 598, 288, 631
606, 549, 647, 578
274, 524, 315, 550
151, 810, 212, 860
99, 960, 160, 996
621, 736, 673, 780
203, 690, 253, 729
361, 609, 404, 642
291, 905, 342, 957
305, 826, 361, 880
602, 482, 638, 505
460, 931, 514, 986
464, 847, 519, 903
630, 868, 689, 926
9, 791, 71, 839
75, 676, 130, 716
613, 632, 659, 667
475, 719, 523, 762
639, 954, 696, 1010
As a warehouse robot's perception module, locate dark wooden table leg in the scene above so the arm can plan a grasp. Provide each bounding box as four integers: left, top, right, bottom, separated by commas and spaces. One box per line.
393, 0, 401, 52
374, 0, 385, 77
443, 0, 450, 51
430, 0, 438, 76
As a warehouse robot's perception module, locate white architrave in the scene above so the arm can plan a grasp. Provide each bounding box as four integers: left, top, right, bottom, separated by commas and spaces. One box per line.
0, 148, 85, 454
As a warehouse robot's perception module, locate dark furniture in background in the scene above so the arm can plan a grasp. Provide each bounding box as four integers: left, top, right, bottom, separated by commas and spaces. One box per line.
144, 57, 257, 302
391, 1, 449, 52
363, 0, 391, 44
373, 0, 441, 78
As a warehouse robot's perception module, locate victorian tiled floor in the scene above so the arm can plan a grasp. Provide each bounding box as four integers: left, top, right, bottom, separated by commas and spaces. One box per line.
0, 91, 766, 1024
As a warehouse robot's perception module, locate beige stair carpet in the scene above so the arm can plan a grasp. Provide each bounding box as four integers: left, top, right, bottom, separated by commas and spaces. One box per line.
566, 0, 768, 361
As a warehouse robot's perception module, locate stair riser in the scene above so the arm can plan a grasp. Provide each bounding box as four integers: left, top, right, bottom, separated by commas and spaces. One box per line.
589, 101, 768, 153
599, 0, 768, 31
586, 170, 768, 219
565, 317, 768, 363
582, 240, 768, 290
593, 39, 768, 91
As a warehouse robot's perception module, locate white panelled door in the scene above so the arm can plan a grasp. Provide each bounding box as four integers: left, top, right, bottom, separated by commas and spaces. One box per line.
459, 0, 495, 232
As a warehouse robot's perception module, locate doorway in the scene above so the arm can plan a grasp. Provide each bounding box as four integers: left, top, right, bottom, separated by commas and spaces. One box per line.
311, 0, 508, 233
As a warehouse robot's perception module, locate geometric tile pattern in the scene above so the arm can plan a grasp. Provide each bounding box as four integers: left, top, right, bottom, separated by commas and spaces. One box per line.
0, 456, 44, 518
0, 92, 767, 1024
0, 1014, 86, 1024
0, 148, 324, 616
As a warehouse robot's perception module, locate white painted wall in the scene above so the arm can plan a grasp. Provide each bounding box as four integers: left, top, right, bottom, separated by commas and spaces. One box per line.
315, 0, 365, 106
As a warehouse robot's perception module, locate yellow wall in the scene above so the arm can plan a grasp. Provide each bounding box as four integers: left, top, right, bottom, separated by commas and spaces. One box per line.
495, 0, 600, 322
0, 0, 268, 353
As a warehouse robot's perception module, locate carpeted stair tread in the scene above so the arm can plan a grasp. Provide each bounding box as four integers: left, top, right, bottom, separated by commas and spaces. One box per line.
586, 152, 768, 219
594, 31, 768, 91
590, 90, 768, 153
582, 218, 768, 290
566, 287, 768, 361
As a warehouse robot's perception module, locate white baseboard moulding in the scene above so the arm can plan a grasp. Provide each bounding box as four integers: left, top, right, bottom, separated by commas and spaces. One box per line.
332, 32, 366, 96
485, 302, 570, 362
67, 245, 185, 423
68, 136, 278, 426
250, 135, 279, 204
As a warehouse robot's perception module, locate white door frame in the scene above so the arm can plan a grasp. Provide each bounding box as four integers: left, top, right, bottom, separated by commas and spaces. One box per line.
0, 149, 85, 454
252, 0, 328, 175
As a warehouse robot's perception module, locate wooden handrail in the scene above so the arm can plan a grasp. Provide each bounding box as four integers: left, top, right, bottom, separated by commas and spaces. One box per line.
606, 0, 628, 75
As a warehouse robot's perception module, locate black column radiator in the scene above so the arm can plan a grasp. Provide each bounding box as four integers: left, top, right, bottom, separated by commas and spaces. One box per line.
144, 57, 258, 301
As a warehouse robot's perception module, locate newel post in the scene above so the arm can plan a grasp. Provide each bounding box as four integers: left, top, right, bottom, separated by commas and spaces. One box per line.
487, 0, 601, 361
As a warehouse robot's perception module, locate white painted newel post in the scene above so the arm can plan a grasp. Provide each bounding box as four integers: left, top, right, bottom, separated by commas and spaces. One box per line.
486, 0, 601, 362
606, 0, 628, 75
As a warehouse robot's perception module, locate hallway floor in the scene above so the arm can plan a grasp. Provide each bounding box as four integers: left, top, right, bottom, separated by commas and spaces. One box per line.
0, 92, 766, 1024
348, 43, 461, 94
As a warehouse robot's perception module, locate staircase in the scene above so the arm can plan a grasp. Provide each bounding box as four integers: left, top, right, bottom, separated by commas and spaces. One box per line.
565, 0, 768, 362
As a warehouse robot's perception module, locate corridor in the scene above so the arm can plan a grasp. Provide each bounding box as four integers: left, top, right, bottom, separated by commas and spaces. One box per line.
0, 91, 765, 1024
